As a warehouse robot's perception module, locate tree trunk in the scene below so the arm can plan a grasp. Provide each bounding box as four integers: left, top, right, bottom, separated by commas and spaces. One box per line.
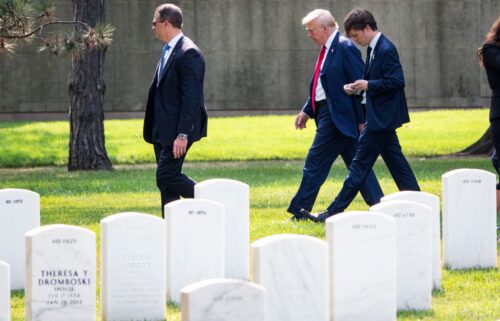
68, 0, 112, 170
457, 126, 494, 155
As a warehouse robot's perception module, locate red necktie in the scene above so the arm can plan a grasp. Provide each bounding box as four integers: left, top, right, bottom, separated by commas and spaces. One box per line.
311, 45, 327, 113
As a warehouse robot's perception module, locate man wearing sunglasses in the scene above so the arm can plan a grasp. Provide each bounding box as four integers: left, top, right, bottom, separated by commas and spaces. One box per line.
144, 3, 208, 217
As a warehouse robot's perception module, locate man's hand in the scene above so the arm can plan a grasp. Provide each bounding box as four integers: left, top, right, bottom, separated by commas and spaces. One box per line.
343, 83, 356, 95
352, 79, 368, 91
295, 112, 310, 130
173, 136, 188, 159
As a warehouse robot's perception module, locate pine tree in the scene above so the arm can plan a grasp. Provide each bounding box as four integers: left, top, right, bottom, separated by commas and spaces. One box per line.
0, 0, 115, 170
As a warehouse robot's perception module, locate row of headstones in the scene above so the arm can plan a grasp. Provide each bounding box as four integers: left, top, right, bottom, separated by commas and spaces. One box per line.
0, 212, 431, 321
0, 178, 250, 321
183, 174, 498, 321
0, 178, 250, 291
0, 168, 498, 320
3, 201, 495, 321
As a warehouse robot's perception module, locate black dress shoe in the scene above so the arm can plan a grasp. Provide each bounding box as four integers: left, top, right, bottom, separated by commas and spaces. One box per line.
287, 216, 304, 222
287, 212, 307, 222
299, 208, 331, 223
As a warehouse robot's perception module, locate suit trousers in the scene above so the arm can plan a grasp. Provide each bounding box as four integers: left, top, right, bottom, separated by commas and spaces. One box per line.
288, 105, 383, 217
154, 143, 196, 217
327, 127, 420, 214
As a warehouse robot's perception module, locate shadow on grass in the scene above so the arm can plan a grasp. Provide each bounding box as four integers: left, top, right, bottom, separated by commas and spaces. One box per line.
0, 121, 67, 168
11, 289, 24, 298
432, 288, 445, 297
42, 206, 162, 225
0, 121, 30, 129
443, 267, 498, 273
11, 289, 24, 313
397, 309, 435, 318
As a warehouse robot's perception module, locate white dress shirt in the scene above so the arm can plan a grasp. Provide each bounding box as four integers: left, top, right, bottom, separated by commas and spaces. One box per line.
314, 30, 338, 102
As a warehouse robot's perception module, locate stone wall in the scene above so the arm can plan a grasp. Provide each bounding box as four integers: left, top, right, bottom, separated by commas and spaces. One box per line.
0, 0, 498, 118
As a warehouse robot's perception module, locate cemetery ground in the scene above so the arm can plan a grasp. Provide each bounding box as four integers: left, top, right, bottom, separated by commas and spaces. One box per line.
1, 109, 499, 321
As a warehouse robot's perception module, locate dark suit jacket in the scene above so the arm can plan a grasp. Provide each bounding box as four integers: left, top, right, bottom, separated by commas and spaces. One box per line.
144, 36, 208, 146
302, 32, 365, 139
482, 43, 500, 120
365, 34, 410, 131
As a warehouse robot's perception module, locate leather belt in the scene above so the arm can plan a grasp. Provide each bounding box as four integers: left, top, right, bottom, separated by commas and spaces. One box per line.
315, 100, 327, 108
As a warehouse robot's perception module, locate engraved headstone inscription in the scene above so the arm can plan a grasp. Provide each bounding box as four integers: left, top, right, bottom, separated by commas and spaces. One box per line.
101, 213, 166, 321
195, 179, 250, 279
371, 201, 432, 311
327, 212, 396, 321
382, 191, 442, 289
442, 169, 497, 269
165, 199, 225, 304
181, 279, 265, 321
0, 188, 40, 290
252, 234, 328, 321
0, 261, 10, 321
25, 225, 96, 321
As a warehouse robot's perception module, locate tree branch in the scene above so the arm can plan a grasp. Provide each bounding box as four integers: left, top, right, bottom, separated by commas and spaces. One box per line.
1, 20, 91, 39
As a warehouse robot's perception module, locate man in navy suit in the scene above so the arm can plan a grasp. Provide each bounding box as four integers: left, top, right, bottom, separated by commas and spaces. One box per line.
287, 9, 383, 221
143, 3, 208, 217
301, 8, 420, 222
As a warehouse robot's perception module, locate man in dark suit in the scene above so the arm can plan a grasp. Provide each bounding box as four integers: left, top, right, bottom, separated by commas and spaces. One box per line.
301, 8, 420, 222
143, 3, 208, 217
287, 9, 383, 221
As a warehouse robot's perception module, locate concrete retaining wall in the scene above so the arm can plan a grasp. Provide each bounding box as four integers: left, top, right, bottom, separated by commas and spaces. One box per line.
0, 0, 498, 117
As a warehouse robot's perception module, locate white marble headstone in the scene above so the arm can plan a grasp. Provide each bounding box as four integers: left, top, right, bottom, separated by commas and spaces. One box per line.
382, 191, 442, 289
0, 261, 10, 321
25, 225, 96, 321
442, 169, 497, 269
181, 279, 265, 321
0, 189, 40, 290
100, 213, 166, 321
327, 212, 396, 321
251, 234, 328, 321
165, 199, 225, 304
195, 179, 249, 280
370, 201, 432, 311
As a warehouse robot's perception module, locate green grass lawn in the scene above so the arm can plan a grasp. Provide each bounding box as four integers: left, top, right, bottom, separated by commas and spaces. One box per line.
1, 158, 499, 321
0, 110, 498, 320
0, 109, 490, 167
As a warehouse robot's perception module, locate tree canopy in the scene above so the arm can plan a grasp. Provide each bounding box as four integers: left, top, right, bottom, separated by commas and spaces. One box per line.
0, 0, 113, 56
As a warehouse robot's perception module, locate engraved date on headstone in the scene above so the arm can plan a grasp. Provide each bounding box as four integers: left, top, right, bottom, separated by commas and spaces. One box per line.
5, 199, 23, 204
188, 210, 207, 215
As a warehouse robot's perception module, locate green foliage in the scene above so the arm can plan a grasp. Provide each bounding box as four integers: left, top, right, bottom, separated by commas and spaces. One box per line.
2, 158, 499, 321
30, 0, 55, 14
0, 109, 490, 167
0, 0, 113, 56
0, 0, 32, 18
90, 23, 115, 49
1, 0, 42, 43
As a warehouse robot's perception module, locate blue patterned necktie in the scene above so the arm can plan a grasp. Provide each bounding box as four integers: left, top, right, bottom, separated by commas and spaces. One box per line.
159, 44, 171, 76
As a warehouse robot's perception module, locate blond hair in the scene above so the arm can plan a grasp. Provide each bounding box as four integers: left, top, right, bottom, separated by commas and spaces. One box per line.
302, 9, 338, 29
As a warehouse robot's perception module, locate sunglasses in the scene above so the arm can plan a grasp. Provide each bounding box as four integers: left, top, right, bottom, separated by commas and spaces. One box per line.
152, 20, 166, 27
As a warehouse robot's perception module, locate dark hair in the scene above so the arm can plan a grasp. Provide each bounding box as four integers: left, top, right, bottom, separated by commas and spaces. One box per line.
477, 15, 500, 66
157, 3, 183, 29
343, 8, 378, 36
